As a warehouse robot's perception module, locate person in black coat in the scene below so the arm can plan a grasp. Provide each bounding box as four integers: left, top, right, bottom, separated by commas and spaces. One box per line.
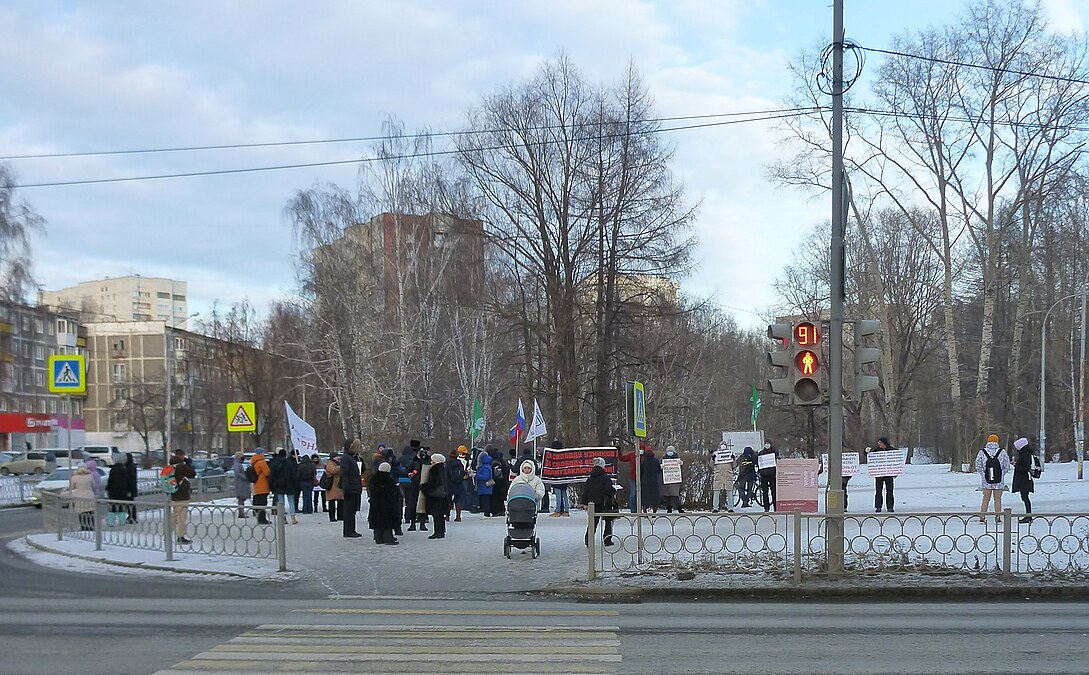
124, 453, 138, 523
640, 448, 662, 513
423, 453, 449, 539
339, 440, 364, 538
738, 447, 758, 508
297, 454, 317, 515
1012, 437, 1035, 523
758, 442, 777, 512
406, 444, 429, 531
368, 462, 399, 545
105, 461, 130, 523
488, 446, 509, 516
582, 458, 617, 546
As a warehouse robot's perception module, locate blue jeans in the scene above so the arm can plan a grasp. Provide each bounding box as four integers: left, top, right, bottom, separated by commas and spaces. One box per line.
273, 492, 295, 516
629, 487, 638, 513
553, 486, 570, 513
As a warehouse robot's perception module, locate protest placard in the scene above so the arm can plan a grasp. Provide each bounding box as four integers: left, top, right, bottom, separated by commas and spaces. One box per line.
661, 458, 682, 484
541, 446, 619, 484
821, 452, 860, 476
867, 449, 906, 478
758, 453, 777, 470
776, 458, 819, 512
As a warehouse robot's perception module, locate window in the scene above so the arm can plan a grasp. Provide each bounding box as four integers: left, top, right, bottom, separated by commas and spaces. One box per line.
22, 316, 29, 331
111, 339, 125, 351
73, 400, 81, 416
157, 292, 170, 299
113, 387, 128, 402
22, 342, 29, 357
48, 321, 55, 335
172, 294, 185, 301
57, 319, 67, 334
112, 363, 126, 383
38, 400, 46, 413
0, 399, 6, 412
34, 372, 44, 387
34, 346, 44, 361
23, 401, 31, 413
49, 399, 56, 414
33, 319, 43, 334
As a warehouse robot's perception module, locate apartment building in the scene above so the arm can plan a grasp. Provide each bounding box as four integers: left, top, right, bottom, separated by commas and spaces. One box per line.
39, 275, 188, 325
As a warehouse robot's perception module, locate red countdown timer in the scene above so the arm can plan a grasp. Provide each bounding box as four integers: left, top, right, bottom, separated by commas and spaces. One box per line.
794, 322, 820, 347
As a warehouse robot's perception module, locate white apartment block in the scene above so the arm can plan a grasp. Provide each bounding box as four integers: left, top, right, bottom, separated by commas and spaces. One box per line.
39, 275, 189, 326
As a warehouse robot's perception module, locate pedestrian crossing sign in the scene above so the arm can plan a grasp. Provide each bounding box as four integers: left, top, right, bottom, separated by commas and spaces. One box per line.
48, 355, 85, 394
226, 401, 257, 432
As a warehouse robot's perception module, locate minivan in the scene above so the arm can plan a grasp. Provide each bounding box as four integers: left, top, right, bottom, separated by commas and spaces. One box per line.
73, 445, 121, 466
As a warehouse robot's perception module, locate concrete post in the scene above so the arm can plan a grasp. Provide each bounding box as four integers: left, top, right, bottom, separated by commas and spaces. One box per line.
793, 509, 803, 584
164, 503, 174, 561
275, 500, 287, 572
587, 503, 596, 581
94, 499, 103, 551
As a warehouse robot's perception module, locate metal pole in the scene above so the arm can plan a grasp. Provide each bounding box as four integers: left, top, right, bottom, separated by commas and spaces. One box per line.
826, 0, 846, 575
1077, 271, 1086, 479
164, 503, 174, 561
276, 499, 287, 572
635, 440, 643, 565
587, 502, 597, 581
164, 323, 172, 466
65, 394, 72, 458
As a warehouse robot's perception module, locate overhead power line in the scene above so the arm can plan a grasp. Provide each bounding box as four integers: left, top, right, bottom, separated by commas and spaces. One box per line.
859, 45, 1089, 88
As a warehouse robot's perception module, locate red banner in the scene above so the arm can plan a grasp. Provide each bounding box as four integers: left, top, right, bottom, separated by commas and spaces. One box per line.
541, 446, 619, 485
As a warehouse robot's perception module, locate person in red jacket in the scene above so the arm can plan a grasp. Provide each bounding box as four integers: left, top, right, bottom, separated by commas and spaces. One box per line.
616, 441, 645, 513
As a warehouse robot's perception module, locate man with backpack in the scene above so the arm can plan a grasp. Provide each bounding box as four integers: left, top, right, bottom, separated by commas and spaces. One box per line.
1011, 437, 1038, 523
168, 450, 196, 545
976, 433, 1012, 524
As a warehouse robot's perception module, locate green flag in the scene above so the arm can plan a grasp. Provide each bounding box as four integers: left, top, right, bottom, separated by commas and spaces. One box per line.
750, 385, 762, 429
469, 396, 485, 441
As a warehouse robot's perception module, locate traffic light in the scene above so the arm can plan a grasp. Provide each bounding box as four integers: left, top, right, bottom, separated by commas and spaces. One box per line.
853, 319, 881, 399
766, 323, 793, 398
792, 322, 823, 405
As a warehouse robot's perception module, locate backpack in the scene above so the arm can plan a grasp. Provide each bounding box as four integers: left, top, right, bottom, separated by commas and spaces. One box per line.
1030, 454, 1042, 479
159, 465, 179, 494
983, 449, 1003, 484
244, 465, 258, 483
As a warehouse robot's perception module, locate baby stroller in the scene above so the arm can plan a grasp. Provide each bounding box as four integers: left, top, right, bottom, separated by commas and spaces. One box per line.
504, 482, 540, 559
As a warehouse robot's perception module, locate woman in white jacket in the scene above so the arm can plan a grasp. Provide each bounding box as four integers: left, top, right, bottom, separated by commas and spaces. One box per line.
509, 459, 545, 506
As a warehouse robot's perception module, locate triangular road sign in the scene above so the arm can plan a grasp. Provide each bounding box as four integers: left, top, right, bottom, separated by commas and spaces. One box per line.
226, 401, 257, 432
231, 406, 253, 428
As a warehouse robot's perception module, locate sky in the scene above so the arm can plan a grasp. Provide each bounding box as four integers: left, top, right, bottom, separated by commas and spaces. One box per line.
1, 0, 1086, 330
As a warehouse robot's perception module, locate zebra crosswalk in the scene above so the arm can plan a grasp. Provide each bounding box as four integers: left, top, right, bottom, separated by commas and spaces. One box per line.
155, 620, 622, 674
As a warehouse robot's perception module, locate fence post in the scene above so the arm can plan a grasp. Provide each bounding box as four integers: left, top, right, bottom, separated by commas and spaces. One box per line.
1002, 507, 1012, 579
94, 499, 104, 551
164, 503, 175, 562
275, 500, 287, 572
56, 494, 64, 541
587, 503, 596, 582
793, 509, 802, 584
19, 476, 26, 503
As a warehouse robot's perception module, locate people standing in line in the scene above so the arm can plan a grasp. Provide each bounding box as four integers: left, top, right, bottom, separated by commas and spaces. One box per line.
549, 440, 570, 517
251, 447, 271, 525
640, 446, 662, 513
446, 448, 467, 522
711, 442, 736, 513
169, 450, 197, 545
423, 452, 449, 539
976, 433, 1011, 524
617, 442, 641, 513
737, 446, 758, 508
758, 442, 777, 512
339, 439, 364, 538
489, 446, 510, 516
269, 448, 299, 525
659, 445, 685, 513
407, 445, 430, 531
324, 451, 344, 523
232, 451, 251, 519
582, 457, 617, 547
873, 437, 897, 513
297, 453, 316, 515
368, 461, 399, 545
510, 458, 546, 505
123, 453, 138, 523
476, 451, 496, 517
1011, 437, 1035, 523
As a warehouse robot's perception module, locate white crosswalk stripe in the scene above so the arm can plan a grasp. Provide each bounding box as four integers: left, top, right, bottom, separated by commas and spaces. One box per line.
156, 624, 622, 674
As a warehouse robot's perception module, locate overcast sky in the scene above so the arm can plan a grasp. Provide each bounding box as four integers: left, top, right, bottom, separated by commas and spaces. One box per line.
2, 0, 1084, 329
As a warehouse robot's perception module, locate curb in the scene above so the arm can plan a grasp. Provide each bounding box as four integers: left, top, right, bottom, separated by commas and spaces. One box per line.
21, 535, 267, 579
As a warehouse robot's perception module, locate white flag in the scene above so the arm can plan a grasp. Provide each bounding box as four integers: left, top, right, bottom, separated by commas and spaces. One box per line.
285, 401, 318, 455
524, 398, 548, 443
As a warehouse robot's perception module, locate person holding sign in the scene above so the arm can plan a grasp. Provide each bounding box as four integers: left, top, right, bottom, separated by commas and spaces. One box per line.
659, 446, 684, 513
711, 442, 736, 513
758, 442, 777, 512
737, 447, 758, 508
872, 437, 898, 513
975, 434, 1011, 524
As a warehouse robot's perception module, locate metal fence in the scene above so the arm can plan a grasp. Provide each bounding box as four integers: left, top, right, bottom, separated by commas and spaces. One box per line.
0, 475, 45, 506
586, 507, 1089, 582
39, 492, 286, 571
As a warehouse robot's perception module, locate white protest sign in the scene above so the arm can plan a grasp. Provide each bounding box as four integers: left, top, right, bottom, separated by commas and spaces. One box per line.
867, 449, 907, 478
285, 401, 318, 455
714, 448, 735, 464
661, 458, 682, 484
821, 452, 860, 476
758, 453, 777, 470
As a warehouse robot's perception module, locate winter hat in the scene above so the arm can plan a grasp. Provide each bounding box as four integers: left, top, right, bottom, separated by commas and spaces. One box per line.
878, 437, 890, 446
986, 434, 1000, 443
665, 445, 676, 455
378, 462, 391, 473
457, 445, 469, 455
592, 457, 606, 468
1013, 438, 1029, 451
431, 453, 446, 464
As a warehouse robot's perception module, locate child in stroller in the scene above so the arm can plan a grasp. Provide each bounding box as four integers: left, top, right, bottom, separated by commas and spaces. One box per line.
504, 482, 540, 558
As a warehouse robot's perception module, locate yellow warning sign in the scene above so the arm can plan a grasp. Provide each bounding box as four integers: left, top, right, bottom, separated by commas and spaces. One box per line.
226, 401, 256, 432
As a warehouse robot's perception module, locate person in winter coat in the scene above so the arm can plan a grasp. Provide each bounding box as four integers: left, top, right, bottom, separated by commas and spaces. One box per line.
976, 433, 1012, 524
549, 440, 571, 517
169, 450, 197, 545
476, 452, 496, 517
66, 466, 97, 531
1011, 437, 1035, 523
737, 447, 758, 508
446, 448, 467, 522
872, 437, 898, 513
297, 454, 317, 515
84, 458, 103, 498
324, 452, 344, 523
232, 451, 251, 519
406, 443, 429, 531
339, 440, 364, 538
123, 453, 138, 523
617, 442, 641, 513
363, 450, 384, 498
758, 442, 778, 512
640, 447, 662, 513
368, 462, 400, 545
582, 457, 617, 547
711, 442, 736, 513
510, 458, 546, 506
488, 446, 510, 516
384, 452, 406, 536
269, 449, 298, 525
251, 448, 271, 524
659, 445, 685, 513
423, 453, 449, 539
105, 460, 130, 523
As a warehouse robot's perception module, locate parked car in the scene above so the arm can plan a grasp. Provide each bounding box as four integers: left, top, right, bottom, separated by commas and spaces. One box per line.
50, 448, 86, 468
31, 466, 107, 507
0, 451, 55, 475
73, 445, 120, 466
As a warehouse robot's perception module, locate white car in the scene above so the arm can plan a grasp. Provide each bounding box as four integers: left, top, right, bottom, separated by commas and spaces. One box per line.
31, 466, 107, 508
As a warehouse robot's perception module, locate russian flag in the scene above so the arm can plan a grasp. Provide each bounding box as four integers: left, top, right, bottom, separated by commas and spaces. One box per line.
514, 399, 526, 444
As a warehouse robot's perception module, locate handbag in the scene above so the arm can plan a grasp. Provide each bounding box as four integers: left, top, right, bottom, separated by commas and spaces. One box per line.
319, 473, 334, 490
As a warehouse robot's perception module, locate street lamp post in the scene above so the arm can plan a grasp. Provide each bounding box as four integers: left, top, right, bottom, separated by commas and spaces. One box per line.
1039, 293, 1081, 473
1077, 269, 1088, 479
164, 311, 199, 466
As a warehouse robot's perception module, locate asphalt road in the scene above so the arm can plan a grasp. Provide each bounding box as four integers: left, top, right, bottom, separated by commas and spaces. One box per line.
3, 507, 1089, 674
